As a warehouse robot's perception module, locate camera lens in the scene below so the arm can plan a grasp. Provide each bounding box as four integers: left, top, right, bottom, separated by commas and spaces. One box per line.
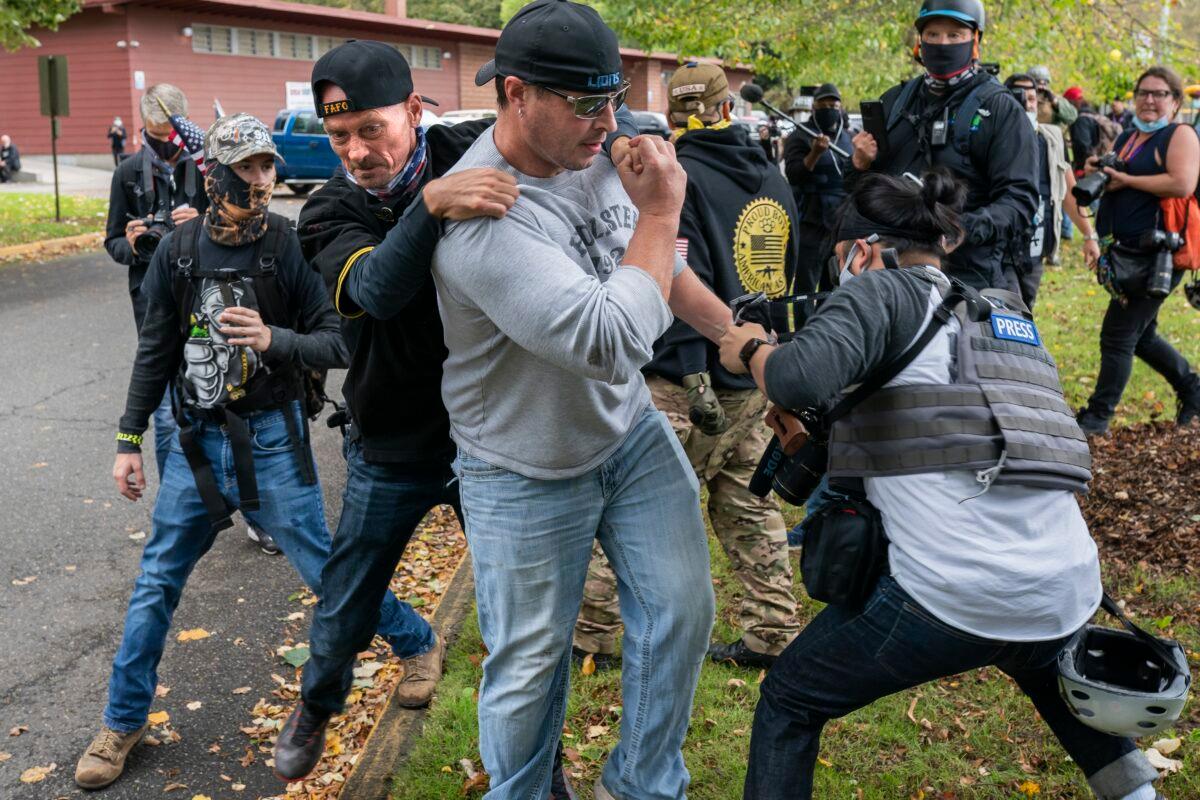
772, 440, 829, 506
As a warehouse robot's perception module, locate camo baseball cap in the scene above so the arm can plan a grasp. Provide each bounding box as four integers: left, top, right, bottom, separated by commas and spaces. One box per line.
205, 113, 280, 166
667, 61, 729, 115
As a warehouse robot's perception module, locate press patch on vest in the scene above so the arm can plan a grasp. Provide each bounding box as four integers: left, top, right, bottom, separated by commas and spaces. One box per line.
990, 314, 1040, 346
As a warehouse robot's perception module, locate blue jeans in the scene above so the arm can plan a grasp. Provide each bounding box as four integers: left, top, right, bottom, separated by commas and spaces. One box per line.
301, 437, 450, 716
744, 575, 1157, 800
456, 408, 714, 800
103, 402, 410, 733
150, 392, 175, 480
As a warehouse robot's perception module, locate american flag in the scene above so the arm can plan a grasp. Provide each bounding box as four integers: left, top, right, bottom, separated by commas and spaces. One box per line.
675, 238, 689, 261
155, 97, 207, 174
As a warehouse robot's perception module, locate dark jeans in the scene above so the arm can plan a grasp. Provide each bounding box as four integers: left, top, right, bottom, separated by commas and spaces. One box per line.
744, 575, 1156, 800
1002, 254, 1046, 310
1085, 271, 1198, 422
301, 436, 460, 716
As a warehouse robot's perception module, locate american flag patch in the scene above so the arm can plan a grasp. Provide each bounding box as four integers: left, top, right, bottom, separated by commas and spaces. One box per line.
674, 238, 689, 261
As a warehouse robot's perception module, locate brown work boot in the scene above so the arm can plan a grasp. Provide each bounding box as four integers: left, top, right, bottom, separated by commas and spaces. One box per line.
393, 633, 446, 708
75, 723, 147, 789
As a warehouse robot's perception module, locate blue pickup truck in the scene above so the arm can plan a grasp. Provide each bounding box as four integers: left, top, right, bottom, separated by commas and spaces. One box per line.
271, 109, 338, 196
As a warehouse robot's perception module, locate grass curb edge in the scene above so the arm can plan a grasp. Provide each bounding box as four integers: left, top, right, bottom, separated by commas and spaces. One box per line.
339, 554, 476, 800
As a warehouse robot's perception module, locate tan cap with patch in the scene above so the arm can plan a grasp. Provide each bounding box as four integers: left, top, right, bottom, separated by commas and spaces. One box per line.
667, 61, 729, 115
205, 113, 279, 166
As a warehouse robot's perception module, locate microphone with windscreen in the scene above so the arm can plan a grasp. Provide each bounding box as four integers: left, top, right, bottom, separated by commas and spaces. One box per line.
741, 82, 849, 157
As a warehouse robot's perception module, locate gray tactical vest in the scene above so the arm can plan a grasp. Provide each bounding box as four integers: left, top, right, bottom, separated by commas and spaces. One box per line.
827, 277, 1092, 494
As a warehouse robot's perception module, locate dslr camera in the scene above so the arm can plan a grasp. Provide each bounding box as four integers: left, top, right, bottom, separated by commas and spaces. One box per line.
133, 209, 175, 260
1141, 229, 1183, 299
1072, 152, 1127, 206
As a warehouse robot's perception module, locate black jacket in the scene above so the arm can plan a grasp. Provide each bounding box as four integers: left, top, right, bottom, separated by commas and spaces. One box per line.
298, 112, 640, 465
644, 125, 801, 390
784, 127, 854, 230
849, 72, 1038, 289
117, 221, 347, 449
1, 144, 20, 173
104, 147, 208, 292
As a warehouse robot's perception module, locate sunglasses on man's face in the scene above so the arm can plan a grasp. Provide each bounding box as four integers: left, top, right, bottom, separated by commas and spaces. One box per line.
537, 81, 631, 119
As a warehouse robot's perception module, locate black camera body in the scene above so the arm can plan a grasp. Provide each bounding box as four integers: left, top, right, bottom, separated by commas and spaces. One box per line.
133, 210, 175, 260
1072, 152, 1127, 206
1140, 229, 1184, 299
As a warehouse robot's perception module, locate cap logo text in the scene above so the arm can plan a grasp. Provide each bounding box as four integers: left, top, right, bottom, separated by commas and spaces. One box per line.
321, 100, 350, 115
587, 72, 621, 89
672, 83, 707, 97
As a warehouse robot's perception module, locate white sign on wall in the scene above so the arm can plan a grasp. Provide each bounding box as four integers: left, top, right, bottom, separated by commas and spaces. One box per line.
286, 82, 314, 110
133, 70, 145, 90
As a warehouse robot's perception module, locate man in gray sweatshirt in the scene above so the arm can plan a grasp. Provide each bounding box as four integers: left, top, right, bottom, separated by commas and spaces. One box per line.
430, 3, 734, 799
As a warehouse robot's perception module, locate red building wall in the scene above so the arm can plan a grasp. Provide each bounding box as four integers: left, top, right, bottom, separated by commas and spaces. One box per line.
0, 7, 134, 156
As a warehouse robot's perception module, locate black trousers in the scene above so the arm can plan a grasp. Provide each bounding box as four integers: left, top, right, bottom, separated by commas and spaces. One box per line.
1085, 270, 1198, 420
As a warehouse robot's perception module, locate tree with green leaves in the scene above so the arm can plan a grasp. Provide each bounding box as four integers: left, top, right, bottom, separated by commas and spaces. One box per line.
2, 0, 79, 51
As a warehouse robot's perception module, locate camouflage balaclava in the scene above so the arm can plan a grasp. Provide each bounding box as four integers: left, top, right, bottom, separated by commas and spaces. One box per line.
203, 114, 279, 247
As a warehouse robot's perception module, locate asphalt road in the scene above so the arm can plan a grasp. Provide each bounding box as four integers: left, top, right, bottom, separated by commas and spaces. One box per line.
0, 196, 355, 799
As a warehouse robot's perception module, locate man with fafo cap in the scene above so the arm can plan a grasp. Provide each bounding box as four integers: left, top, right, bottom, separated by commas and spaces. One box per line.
430, 2, 734, 798
273, 38, 638, 794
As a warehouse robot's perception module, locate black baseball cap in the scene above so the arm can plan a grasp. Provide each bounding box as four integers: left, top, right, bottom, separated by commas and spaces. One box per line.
312, 39, 438, 117
474, 0, 623, 94
814, 83, 841, 102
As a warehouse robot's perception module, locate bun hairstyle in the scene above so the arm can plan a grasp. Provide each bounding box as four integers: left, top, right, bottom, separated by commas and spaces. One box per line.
833, 167, 967, 258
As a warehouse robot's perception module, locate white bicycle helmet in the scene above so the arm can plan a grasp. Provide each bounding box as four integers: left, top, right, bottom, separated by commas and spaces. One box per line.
1058, 595, 1191, 738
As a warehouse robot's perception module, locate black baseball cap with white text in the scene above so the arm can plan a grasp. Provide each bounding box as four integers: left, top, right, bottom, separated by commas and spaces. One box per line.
474, 0, 623, 94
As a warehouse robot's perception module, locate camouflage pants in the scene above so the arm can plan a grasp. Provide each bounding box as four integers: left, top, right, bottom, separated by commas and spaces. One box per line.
573, 376, 799, 656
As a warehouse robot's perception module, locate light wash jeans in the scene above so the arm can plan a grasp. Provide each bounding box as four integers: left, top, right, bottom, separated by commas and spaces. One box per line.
103, 402, 412, 732
455, 408, 714, 800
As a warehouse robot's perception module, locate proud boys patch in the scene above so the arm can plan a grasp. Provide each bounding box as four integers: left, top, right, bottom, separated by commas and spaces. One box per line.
990, 313, 1041, 346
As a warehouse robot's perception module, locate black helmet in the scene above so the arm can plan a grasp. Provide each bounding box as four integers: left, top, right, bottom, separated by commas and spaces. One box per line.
1186, 273, 1200, 311
916, 0, 986, 33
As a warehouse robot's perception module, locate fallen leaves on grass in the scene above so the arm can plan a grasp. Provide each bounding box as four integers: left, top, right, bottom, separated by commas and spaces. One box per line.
1144, 747, 1182, 774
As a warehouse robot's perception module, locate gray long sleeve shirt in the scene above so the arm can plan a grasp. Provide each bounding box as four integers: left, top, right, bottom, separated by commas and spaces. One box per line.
432, 128, 683, 479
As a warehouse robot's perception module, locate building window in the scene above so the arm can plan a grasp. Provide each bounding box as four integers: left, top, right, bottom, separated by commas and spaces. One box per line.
411, 45, 442, 71
277, 32, 314, 60
315, 36, 351, 58
236, 27, 275, 57
192, 24, 233, 55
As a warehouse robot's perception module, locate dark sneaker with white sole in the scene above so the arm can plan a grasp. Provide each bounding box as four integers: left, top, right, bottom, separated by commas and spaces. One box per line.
246, 524, 281, 555
273, 702, 330, 781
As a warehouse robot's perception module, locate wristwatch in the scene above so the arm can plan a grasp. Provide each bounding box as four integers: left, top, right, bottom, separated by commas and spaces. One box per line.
1084, 234, 1100, 242
739, 337, 773, 371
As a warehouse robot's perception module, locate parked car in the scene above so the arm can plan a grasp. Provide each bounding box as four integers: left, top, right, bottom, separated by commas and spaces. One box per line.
631, 111, 670, 139
271, 107, 443, 195
439, 108, 497, 125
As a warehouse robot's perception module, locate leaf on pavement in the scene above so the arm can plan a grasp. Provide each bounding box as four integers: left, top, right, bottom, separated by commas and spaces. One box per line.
352, 660, 385, 679
148, 711, 170, 725
9, 725, 28, 737
239, 747, 255, 768
20, 763, 56, 783
11, 576, 36, 586
285, 611, 305, 621
231, 686, 251, 695
280, 645, 310, 668
176, 628, 210, 642
156, 685, 171, 697
0, 751, 10, 762
163, 782, 188, 791
186, 701, 202, 711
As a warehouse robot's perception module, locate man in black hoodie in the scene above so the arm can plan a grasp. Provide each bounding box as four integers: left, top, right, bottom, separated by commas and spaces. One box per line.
573, 61, 802, 670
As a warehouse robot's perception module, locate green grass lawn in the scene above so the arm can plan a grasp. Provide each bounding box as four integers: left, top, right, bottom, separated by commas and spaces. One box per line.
0, 193, 108, 248
392, 253, 1200, 800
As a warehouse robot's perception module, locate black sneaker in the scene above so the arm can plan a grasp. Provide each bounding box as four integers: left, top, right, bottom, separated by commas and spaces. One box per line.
1075, 409, 1110, 437
1176, 385, 1200, 426
273, 702, 330, 781
570, 646, 620, 672
247, 525, 281, 555
707, 639, 777, 669
550, 741, 577, 800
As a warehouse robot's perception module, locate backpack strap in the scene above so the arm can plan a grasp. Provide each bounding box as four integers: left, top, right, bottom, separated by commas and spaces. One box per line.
886, 77, 924, 132
171, 217, 204, 337
250, 214, 292, 327
951, 75, 1006, 157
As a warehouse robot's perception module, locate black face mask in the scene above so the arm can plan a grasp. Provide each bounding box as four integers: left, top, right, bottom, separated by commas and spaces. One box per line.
814, 107, 843, 136
143, 130, 181, 161
920, 39, 974, 80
